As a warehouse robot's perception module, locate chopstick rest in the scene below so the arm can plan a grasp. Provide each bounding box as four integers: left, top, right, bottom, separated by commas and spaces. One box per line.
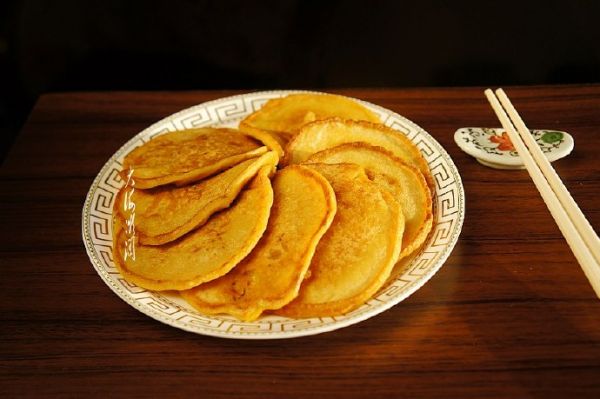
454, 127, 574, 169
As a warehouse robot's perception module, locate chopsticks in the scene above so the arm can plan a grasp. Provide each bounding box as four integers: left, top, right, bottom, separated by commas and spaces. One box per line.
485, 88, 600, 298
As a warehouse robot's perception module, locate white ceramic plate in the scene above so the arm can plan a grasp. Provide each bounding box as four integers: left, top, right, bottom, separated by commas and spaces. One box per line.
82, 90, 465, 339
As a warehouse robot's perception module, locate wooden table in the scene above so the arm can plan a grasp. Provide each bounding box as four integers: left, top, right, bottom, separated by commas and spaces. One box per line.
1, 85, 599, 398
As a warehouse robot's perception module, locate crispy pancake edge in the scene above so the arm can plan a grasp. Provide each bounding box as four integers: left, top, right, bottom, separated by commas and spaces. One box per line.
240, 93, 381, 142
305, 142, 433, 260
180, 164, 337, 321
238, 124, 286, 158
133, 151, 278, 246
275, 164, 405, 319
283, 118, 434, 191
128, 146, 268, 189
112, 166, 274, 291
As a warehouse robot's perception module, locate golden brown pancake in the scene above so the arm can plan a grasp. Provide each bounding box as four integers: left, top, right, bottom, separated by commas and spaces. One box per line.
181, 165, 337, 321
112, 166, 274, 291
117, 151, 278, 246
275, 163, 404, 318
241, 129, 286, 158
239, 93, 380, 142
122, 127, 267, 188
284, 118, 434, 191
306, 143, 432, 260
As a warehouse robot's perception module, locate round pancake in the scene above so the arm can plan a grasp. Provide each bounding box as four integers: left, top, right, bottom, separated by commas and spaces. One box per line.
181, 165, 337, 321
284, 118, 434, 191
122, 127, 267, 188
112, 166, 274, 291
306, 143, 432, 260
275, 163, 404, 318
239, 93, 380, 142
117, 151, 278, 246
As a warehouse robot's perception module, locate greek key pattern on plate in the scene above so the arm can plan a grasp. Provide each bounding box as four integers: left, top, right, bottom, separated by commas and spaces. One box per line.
82, 90, 464, 339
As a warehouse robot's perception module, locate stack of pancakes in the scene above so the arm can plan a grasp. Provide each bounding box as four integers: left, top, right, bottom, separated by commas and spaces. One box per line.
113, 93, 433, 321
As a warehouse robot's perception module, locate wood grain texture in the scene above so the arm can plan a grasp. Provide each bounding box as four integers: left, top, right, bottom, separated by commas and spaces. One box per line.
1, 86, 599, 398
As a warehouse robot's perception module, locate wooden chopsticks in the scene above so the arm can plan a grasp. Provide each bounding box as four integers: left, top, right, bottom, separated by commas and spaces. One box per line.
485, 88, 600, 298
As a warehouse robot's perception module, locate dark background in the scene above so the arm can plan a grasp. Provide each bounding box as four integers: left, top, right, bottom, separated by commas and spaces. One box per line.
1, 0, 599, 160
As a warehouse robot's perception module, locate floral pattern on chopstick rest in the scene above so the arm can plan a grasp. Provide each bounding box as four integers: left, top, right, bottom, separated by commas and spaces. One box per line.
454, 127, 574, 170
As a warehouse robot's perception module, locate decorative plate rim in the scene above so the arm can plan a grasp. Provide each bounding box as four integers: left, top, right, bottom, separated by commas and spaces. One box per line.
82, 90, 465, 339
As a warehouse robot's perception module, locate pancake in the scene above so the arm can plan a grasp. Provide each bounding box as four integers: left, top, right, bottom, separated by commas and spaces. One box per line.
306, 143, 432, 260
117, 151, 278, 246
275, 163, 404, 318
112, 166, 274, 291
239, 93, 380, 142
241, 129, 286, 158
181, 165, 337, 321
122, 127, 267, 188
284, 118, 434, 191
